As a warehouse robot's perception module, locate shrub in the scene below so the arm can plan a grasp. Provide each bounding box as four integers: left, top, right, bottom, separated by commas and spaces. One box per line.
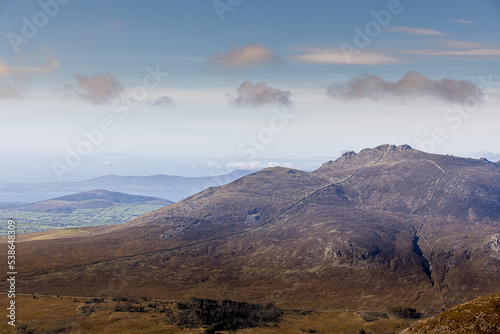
79, 305, 95, 314
168, 298, 282, 331
87, 297, 104, 304
286, 309, 315, 316
359, 311, 388, 322
130, 305, 145, 313
112, 296, 138, 303
113, 303, 145, 312
114, 303, 133, 312
387, 306, 421, 319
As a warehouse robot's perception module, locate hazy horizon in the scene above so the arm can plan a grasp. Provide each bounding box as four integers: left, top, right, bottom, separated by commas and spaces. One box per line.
1, 146, 499, 184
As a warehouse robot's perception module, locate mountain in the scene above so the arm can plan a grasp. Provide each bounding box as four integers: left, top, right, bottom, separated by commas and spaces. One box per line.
0, 170, 251, 202
4, 145, 500, 311
399, 292, 500, 333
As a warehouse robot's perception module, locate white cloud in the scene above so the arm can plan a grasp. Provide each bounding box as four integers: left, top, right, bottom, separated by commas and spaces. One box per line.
450, 19, 474, 24
326, 71, 482, 103
227, 81, 292, 107
101, 161, 113, 166
0, 49, 59, 99
402, 48, 500, 59
289, 48, 403, 65
209, 44, 281, 68
438, 39, 495, 49
291, 39, 500, 66
69, 73, 123, 104
226, 161, 294, 171
387, 26, 445, 36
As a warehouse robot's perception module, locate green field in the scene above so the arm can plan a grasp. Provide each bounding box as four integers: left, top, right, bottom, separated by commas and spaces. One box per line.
0, 204, 164, 235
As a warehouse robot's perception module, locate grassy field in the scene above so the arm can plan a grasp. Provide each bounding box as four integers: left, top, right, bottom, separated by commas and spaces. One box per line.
0, 204, 164, 235
0, 294, 419, 333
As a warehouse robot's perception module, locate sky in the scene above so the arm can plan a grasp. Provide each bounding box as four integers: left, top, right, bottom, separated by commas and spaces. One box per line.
0, 0, 499, 182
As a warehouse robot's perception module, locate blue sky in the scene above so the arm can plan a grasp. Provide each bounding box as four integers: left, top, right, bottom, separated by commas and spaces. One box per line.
0, 0, 499, 182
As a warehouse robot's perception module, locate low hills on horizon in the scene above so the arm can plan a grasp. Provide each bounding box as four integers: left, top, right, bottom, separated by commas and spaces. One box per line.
0, 189, 172, 235
3, 144, 500, 319
21, 189, 172, 212
0, 169, 252, 203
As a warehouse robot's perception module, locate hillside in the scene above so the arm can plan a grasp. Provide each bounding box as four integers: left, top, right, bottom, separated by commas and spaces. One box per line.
3, 145, 500, 312
399, 292, 500, 333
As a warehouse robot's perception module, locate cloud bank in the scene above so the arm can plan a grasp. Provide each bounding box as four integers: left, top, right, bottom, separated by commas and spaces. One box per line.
228, 81, 292, 107
209, 44, 281, 68
326, 71, 482, 103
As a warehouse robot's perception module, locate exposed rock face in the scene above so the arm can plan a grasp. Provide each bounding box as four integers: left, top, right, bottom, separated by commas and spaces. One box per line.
5, 145, 500, 310
485, 236, 500, 259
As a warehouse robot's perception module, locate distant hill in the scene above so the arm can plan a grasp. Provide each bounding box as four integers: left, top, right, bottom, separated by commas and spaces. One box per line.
53, 189, 170, 205
0, 170, 251, 202
399, 293, 500, 333
0, 202, 27, 210
19, 189, 172, 213
0, 190, 173, 235
5, 145, 500, 311
76, 170, 251, 196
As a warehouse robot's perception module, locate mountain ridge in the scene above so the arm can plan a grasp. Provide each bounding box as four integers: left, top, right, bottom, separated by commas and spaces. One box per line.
4, 145, 500, 311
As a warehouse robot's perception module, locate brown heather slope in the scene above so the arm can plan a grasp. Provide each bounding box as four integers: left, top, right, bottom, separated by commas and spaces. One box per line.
399, 292, 500, 334
2, 144, 499, 311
